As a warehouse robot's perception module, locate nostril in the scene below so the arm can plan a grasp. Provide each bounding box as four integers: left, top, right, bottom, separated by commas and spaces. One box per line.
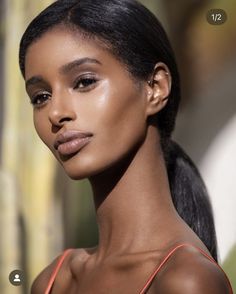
59, 117, 72, 124
53, 117, 72, 130
51, 124, 61, 134
50, 117, 73, 133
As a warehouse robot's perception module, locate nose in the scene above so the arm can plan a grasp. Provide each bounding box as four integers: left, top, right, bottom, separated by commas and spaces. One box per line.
48, 93, 76, 127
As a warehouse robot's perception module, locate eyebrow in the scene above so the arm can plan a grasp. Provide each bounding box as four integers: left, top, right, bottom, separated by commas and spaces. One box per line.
25, 57, 102, 90
25, 76, 44, 89
59, 57, 102, 75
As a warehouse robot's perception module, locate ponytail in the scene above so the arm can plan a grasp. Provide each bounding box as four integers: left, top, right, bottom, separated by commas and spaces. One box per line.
163, 139, 218, 261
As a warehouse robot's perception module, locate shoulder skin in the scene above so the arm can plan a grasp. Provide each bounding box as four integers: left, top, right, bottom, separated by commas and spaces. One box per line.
149, 247, 231, 294
30, 254, 63, 294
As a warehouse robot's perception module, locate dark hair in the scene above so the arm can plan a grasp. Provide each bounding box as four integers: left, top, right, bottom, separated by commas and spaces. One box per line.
19, 0, 217, 260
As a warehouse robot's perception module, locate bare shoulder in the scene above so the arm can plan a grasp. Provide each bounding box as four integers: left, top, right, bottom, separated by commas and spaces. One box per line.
30, 253, 63, 294
30, 247, 94, 294
150, 246, 231, 294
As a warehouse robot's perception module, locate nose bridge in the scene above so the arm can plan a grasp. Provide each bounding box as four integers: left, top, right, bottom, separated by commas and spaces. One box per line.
48, 88, 76, 125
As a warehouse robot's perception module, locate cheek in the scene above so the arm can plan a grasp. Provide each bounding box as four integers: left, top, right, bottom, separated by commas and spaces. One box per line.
83, 85, 147, 164
101, 88, 146, 143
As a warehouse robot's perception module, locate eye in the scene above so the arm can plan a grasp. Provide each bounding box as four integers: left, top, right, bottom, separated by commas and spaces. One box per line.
31, 91, 51, 107
74, 76, 98, 91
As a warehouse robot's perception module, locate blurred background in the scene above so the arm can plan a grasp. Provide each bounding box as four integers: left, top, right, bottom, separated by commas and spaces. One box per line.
0, 0, 235, 293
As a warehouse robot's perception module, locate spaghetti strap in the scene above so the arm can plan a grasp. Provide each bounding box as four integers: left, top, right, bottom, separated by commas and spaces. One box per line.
44, 245, 233, 294
139, 243, 233, 294
45, 248, 73, 294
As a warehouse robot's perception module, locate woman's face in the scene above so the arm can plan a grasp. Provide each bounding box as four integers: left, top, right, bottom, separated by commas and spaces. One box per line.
24, 27, 150, 179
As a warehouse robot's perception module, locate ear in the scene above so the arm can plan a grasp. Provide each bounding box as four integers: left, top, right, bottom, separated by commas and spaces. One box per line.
145, 62, 172, 117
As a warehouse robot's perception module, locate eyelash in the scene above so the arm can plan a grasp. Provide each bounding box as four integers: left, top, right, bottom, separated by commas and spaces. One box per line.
73, 75, 98, 91
31, 91, 51, 108
30, 76, 98, 108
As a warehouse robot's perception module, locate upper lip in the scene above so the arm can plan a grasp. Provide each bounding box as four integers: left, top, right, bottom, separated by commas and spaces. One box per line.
54, 130, 93, 150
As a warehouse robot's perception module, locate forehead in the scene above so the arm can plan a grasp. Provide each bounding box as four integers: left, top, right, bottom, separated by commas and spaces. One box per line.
24, 27, 123, 79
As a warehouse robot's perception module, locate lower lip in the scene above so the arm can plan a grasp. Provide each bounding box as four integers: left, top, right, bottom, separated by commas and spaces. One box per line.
57, 137, 91, 156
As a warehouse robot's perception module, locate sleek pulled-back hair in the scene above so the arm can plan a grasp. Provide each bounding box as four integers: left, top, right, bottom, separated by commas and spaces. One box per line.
19, 0, 218, 260
19, 0, 180, 139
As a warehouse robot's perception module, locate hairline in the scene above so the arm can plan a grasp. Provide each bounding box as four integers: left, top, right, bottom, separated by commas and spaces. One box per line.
23, 22, 144, 89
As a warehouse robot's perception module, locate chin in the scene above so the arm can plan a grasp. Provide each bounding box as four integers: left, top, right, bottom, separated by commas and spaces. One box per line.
67, 172, 88, 181
61, 162, 93, 180
59, 154, 104, 180
55, 145, 134, 181
64, 166, 106, 181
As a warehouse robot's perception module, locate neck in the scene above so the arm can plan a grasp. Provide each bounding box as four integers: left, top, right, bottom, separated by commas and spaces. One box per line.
89, 127, 180, 260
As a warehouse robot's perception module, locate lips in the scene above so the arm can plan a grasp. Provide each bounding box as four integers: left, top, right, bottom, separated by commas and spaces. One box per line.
54, 130, 93, 156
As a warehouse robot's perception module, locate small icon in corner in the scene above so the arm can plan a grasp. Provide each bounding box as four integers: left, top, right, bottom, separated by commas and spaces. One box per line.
206, 9, 227, 25
9, 270, 24, 286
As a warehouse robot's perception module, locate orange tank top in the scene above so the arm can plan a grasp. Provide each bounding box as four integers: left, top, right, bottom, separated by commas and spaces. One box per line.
44, 243, 233, 294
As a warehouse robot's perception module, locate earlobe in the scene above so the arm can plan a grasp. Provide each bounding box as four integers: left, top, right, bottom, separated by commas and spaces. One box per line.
146, 62, 171, 117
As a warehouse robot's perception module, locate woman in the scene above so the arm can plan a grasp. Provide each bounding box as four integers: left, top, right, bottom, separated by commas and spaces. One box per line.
19, 0, 233, 293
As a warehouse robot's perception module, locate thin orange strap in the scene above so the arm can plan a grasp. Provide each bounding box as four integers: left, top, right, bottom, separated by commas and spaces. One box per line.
139, 243, 233, 294
44, 249, 73, 294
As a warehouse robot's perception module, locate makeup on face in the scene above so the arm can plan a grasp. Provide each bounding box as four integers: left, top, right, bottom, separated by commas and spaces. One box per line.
54, 130, 93, 156
25, 57, 103, 108
24, 28, 148, 179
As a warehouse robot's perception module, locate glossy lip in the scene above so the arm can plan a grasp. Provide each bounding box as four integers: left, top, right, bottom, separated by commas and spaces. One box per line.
54, 130, 93, 156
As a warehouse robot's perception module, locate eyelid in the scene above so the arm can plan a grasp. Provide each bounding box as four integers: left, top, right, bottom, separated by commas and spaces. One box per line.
73, 73, 99, 90
73, 72, 98, 82
27, 72, 100, 107
30, 90, 51, 107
